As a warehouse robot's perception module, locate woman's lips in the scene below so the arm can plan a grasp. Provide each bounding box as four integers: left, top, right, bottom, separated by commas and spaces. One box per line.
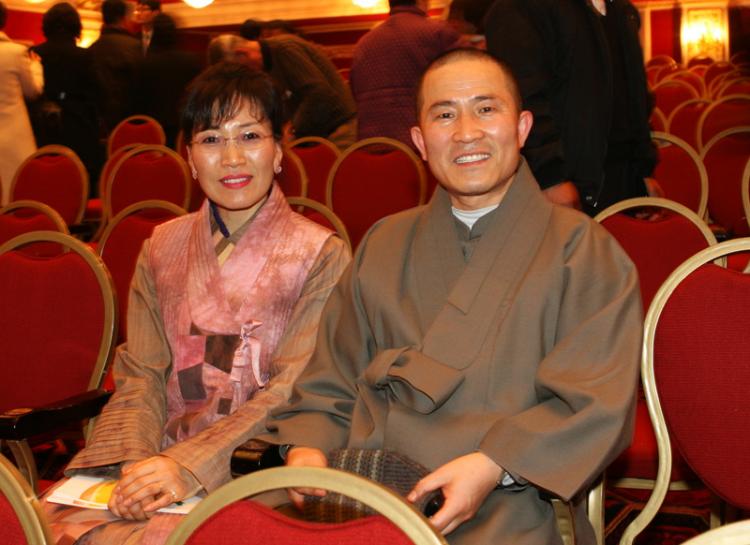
220, 175, 252, 189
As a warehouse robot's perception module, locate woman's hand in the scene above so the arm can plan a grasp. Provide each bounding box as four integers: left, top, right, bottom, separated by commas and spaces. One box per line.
407, 452, 502, 535
285, 446, 328, 509
109, 456, 201, 519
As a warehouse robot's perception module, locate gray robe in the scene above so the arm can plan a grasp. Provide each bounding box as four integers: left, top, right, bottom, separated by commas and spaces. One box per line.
267, 160, 642, 544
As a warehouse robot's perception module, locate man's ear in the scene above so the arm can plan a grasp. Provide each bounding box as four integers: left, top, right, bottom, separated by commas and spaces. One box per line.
410, 126, 428, 161
517, 110, 533, 148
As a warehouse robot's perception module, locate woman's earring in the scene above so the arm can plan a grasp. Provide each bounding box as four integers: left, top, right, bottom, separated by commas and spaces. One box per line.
274, 164, 282, 174
191, 169, 198, 179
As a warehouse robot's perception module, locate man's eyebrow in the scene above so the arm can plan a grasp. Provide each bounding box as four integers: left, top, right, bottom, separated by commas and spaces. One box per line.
427, 95, 500, 110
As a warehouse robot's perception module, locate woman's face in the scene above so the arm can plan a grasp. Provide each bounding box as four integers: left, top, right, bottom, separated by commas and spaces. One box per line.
187, 98, 282, 229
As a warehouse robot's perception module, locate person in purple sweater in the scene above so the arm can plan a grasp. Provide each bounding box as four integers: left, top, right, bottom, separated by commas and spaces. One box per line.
350, 0, 459, 148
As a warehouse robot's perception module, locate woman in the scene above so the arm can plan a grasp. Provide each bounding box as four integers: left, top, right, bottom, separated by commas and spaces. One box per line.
45, 62, 350, 544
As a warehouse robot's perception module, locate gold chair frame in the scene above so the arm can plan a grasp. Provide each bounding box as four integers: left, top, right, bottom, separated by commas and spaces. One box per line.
619, 238, 750, 545
680, 519, 750, 545
663, 70, 707, 98
290, 136, 342, 159
0, 200, 70, 235
103, 144, 192, 224
9, 145, 89, 226
650, 108, 668, 132
97, 199, 187, 256
648, 133, 710, 220
0, 453, 52, 545
287, 196, 352, 252
716, 79, 750, 99
107, 114, 166, 157
652, 79, 700, 112
0, 231, 118, 492
280, 146, 309, 199
326, 137, 428, 213
164, 466, 448, 545
696, 95, 750, 151
664, 98, 710, 135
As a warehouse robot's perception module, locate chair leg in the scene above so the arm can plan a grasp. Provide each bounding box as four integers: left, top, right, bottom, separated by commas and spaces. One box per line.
588, 478, 605, 545
7, 439, 39, 493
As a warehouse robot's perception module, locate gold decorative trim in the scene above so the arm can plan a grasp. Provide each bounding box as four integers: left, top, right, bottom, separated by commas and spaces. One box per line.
287, 196, 352, 252
1, 199, 70, 235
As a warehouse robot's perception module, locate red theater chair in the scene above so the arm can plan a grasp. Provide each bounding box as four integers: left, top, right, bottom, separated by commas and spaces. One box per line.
650, 132, 709, 218
287, 196, 351, 252
277, 147, 308, 199
0, 453, 52, 545
107, 114, 166, 157
290, 136, 341, 204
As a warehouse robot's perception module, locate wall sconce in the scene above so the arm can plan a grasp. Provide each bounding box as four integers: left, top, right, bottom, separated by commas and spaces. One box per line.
183, 0, 214, 8
681, 8, 728, 62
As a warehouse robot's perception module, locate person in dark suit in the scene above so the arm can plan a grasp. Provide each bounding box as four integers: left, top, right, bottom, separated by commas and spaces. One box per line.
134, 13, 202, 148
32, 2, 102, 193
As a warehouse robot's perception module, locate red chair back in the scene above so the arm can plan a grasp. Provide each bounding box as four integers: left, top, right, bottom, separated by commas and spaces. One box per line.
185, 501, 413, 545
0, 232, 116, 412
703, 61, 735, 90
290, 137, 341, 204
697, 95, 750, 150
0, 201, 69, 257
701, 127, 750, 236
107, 115, 166, 157
649, 108, 667, 132
10, 145, 88, 226
287, 197, 351, 252
665, 99, 709, 151
651, 132, 708, 218
98, 200, 185, 343
105, 145, 191, 220
663, 70, 706, 97
654, 259, 750, 510
327, 138, 426, 250
716, 77, 750, 98
652, 80, 699, 118
173, 131, 205, 212
277, 148, 308, 198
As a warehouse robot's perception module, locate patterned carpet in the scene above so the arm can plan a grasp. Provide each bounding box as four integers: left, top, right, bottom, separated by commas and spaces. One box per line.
605, 487, 712, 545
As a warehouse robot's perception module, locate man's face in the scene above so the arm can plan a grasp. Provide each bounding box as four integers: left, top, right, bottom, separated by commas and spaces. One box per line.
133, 3, 158, 25
411, 57, 532, 210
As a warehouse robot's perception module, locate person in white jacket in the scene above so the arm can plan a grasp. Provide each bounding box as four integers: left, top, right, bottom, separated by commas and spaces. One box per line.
0, 1, 43, 204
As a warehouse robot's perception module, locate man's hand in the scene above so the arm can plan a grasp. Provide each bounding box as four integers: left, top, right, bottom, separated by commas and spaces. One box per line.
109, 456, 201, 519
285, 446, 328, 509
544, 181, 581, 210
407, 452, 502, 535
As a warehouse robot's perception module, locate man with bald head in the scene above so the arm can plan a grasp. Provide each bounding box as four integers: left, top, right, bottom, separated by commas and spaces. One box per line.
264, 49, 641, 545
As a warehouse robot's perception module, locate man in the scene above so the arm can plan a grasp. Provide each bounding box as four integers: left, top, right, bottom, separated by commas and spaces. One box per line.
485, 0, 657, 215
350, 0, 459, 147
208, 33, 356, 149
89, 0, 141, 132
133, 0, 160, 54
265, 49, 641, 545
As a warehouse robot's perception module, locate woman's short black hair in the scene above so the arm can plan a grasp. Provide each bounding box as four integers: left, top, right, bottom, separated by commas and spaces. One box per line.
42, 2, 82, 40
181, 62, 285, 141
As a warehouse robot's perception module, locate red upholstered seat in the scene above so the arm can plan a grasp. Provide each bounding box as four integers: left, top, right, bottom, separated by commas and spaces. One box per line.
0, 201, 69, 251
703, 61, 735, 93
10, 145, 89, 226
655, 263, 750, 510
649, 108, 667, 132
666, 99, 709, 152
98, 201, 185, 344
277, 148, 308, 198
697, 95, 750, 151
107, 115, 166, 157
104, 145, 191, 221
290, 137, 341, 204
651, 132, 708, 218
716, 77, 750, 98
326, 137, 427, 250
185, 501, 413, 545
701, 127, 750, 236
663, 70, 706, 98
652, 80, 699, 118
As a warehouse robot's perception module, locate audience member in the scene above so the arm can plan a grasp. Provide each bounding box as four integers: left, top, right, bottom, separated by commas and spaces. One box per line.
133, 0, 161, 54
134, 13, 202, 147
240, 18, 301, 40
0, 0, 43, 204
350, 0, 459, 147
32, 2, 102, 192
89, 0, 141, 134
43, 62, 350, 544
265, 49, 641, 545
209, 33, 357, 149
485, 0, 657, 215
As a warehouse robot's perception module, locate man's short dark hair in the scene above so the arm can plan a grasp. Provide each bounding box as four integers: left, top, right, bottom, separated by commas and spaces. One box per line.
137, 0, 161, 11
42, 2, 82, 40
150, 13, 176, 50
389, 0, 417, 8
239, 19, 263, 41
415, 48, 523, 117
101, 0, 127, 25
181, 62, 285, 141
0, 2, 7, 30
